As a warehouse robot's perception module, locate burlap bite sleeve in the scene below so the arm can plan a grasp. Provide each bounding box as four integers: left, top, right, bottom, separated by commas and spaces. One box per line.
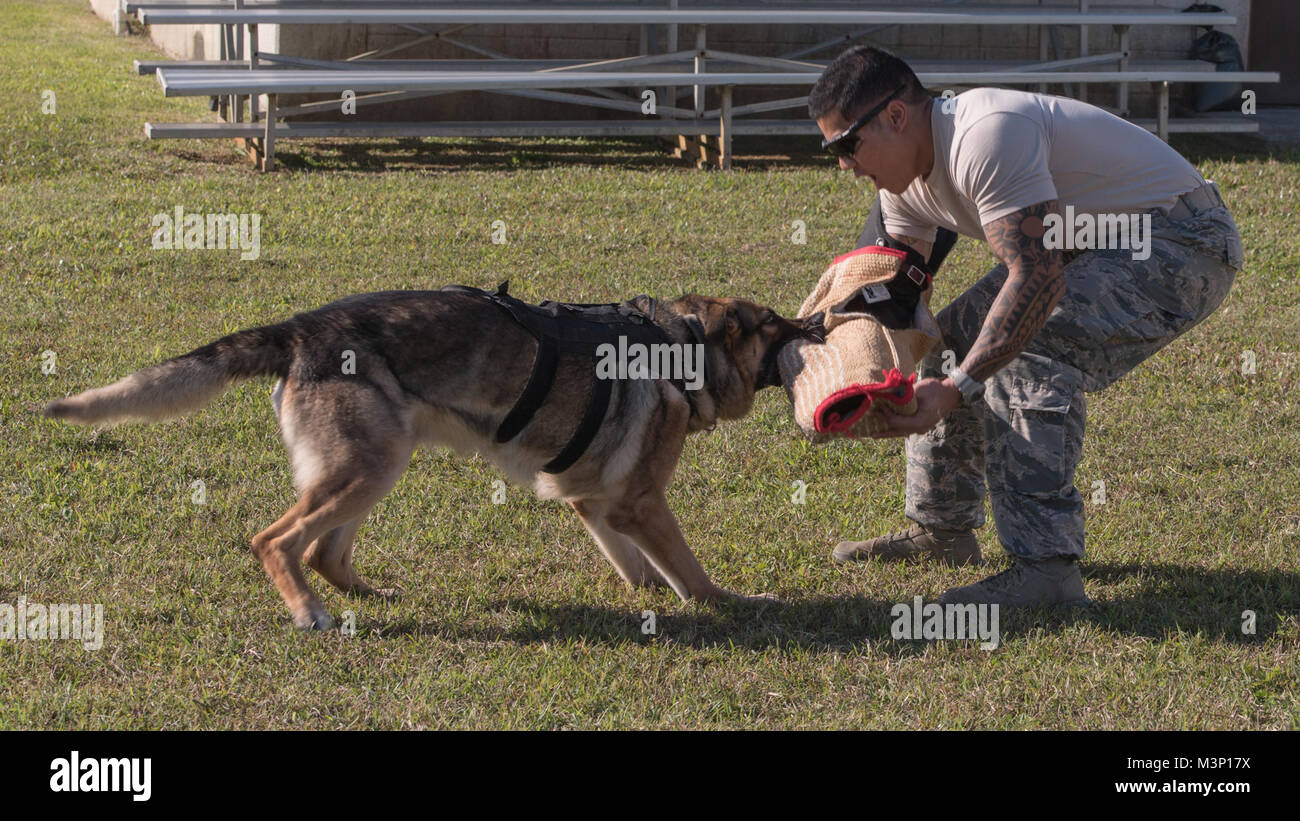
779, 246, 941, 441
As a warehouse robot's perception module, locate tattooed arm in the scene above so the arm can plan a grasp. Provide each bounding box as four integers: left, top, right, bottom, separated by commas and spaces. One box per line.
959, 200, 1065, 380
870, 200, 1064, 438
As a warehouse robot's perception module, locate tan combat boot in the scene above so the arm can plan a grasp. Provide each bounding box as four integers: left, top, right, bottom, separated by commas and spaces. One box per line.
833, 524, 982, 567
939, 558, 1091, 608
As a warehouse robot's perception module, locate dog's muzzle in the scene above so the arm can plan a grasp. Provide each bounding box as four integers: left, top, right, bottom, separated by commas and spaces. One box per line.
757, 314, 827, 390
800, 312, 827, 343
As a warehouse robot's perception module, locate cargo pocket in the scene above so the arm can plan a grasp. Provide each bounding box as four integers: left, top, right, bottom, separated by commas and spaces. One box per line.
1224, 228, 1244, 270
983, 365, 1078, 495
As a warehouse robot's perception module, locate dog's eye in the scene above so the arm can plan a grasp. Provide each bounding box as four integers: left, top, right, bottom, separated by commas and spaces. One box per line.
761, 311, 776, 325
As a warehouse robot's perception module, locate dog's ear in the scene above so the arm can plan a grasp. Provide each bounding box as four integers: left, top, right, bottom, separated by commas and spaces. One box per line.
723, 300, 768, 340
724, 304, 741, 337
671, 296, 716, 331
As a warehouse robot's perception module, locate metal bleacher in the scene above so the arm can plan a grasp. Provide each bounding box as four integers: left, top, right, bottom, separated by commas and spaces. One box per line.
121, 2, 1280, 170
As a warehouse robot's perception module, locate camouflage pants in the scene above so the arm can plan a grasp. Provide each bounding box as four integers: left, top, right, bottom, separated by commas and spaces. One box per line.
905, 183, 1244, 561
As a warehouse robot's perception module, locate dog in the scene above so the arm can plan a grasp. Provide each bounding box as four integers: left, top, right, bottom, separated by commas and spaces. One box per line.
44, 285, 819, 630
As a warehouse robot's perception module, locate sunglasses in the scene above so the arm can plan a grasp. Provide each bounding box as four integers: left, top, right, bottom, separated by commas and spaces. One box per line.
821, 86, 907, 159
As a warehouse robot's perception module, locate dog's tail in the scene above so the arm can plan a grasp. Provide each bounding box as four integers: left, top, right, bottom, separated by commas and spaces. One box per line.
43, 323, 292, 425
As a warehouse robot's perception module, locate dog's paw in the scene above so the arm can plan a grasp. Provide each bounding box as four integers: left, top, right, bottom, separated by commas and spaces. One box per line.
348, 580, 401, 599
294, 606, 334, 631
631, 571, 669, 590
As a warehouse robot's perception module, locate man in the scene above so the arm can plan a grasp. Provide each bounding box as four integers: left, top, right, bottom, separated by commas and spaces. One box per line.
810, 46, 1243, 606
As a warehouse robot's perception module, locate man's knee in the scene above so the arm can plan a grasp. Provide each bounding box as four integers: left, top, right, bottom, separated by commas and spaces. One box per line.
982, 354, 1086, 496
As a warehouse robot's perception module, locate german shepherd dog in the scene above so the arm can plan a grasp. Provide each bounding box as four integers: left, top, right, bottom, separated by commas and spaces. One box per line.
45, 288, 817, 630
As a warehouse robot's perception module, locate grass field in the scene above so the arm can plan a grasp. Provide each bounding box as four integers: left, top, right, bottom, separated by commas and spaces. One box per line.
2, 0, 1297, 730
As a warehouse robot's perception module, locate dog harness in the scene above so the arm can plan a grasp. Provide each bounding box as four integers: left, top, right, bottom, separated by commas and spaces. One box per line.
442, 282, 693, 474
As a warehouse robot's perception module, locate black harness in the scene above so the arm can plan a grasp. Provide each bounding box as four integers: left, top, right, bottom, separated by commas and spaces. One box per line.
843, 192, 945, 330
857, 192, 957, 273
840, 248, 933, 331
443, 282, 697, 474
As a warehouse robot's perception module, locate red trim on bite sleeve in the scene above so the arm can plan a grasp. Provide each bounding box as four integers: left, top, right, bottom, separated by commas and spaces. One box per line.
814, 369, 917, 434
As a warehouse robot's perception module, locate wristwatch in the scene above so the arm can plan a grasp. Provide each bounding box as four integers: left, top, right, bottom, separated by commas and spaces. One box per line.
948, 366, 985, 403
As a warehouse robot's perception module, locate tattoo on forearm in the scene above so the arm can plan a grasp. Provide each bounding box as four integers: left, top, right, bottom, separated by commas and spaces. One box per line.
961, 200, 1065, 382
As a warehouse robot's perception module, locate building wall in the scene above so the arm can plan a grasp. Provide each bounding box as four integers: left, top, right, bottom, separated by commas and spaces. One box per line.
90, 0, 281, 62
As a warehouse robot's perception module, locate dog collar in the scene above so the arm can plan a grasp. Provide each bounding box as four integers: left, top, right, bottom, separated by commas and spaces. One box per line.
682, 315, 716, 394
629, 296, 716, 427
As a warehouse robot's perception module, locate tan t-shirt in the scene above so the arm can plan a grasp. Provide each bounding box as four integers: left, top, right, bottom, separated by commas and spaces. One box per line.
880, 87, 1205, 243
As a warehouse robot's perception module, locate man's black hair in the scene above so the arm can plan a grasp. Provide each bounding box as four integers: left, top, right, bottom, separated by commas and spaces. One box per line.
808, 45, 929, 121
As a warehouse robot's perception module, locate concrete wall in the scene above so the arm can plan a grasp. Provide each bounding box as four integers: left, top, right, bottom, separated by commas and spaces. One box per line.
91, 0, 1255, 121
89, 0, 278, 61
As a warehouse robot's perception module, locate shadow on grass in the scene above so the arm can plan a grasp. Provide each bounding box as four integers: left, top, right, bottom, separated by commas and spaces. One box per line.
1081, 562, 1298, 638
1169, 134, 1300, 166
240, 130, 1298, 175
370, 562, 1298, 654
270, 134, 830, 173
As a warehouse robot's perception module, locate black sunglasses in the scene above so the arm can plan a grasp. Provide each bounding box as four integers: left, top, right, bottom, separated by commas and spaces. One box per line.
821, 86, 907, 159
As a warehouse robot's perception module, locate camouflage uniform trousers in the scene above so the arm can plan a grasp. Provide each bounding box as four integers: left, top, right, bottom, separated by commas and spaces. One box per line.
905, 183, 1244, 561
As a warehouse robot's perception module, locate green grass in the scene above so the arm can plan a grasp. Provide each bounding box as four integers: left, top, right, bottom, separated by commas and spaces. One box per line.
1, 0, 1297, 730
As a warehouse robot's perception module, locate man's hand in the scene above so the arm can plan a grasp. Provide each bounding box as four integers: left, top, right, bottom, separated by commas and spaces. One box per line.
870, 377, 963, 438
